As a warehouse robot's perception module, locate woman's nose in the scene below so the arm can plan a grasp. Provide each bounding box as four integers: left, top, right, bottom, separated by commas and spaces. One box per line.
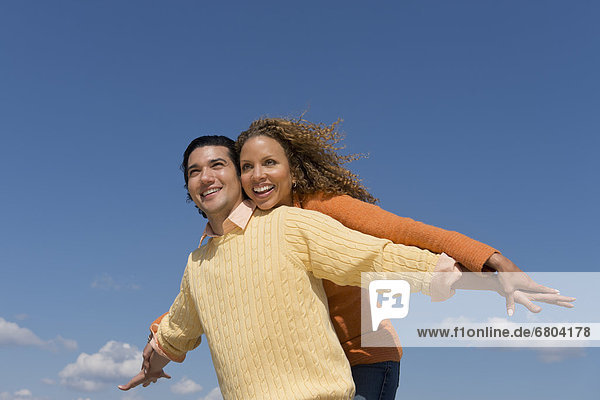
251, 166, 265, 181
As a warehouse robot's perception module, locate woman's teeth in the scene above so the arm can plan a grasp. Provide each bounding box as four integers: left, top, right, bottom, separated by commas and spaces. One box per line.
254, 185, 274, 193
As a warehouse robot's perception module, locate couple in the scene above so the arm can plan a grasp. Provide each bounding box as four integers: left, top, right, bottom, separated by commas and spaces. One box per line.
120, 117, 574, 399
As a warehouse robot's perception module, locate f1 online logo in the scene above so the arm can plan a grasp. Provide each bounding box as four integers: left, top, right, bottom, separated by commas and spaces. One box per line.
369, 280, 411, 331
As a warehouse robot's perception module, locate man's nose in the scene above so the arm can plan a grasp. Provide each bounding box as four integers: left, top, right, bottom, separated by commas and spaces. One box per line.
200, 169, 216, 183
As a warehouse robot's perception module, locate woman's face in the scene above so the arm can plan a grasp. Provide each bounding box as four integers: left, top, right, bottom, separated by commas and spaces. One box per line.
239, 135, 294, 210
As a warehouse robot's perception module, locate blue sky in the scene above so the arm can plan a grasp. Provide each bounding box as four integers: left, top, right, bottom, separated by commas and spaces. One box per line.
0, 1, 598, 399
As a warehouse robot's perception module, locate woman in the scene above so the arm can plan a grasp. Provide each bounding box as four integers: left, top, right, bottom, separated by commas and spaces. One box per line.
123, 117, 573, 398
235, 117, 561, 399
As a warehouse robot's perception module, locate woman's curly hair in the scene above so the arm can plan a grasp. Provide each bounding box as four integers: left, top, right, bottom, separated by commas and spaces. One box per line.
236, 117, 378, 205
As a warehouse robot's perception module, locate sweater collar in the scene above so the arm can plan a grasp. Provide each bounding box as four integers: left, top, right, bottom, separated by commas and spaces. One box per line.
200, 199, 256, 244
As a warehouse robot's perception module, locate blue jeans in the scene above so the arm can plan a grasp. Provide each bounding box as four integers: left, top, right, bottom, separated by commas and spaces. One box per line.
352, 361, 400, 400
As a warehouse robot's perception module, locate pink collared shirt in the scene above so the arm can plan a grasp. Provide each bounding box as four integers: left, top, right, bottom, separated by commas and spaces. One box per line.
199, 199, 256, 245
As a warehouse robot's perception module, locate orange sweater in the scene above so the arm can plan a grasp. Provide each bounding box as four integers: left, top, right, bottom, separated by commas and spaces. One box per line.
299, 193, 497, 366
151, 193, 497, 367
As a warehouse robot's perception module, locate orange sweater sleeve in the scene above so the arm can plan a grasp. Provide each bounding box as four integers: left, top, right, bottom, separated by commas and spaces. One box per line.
150, 312, 168, 334
301, 193, 498, 272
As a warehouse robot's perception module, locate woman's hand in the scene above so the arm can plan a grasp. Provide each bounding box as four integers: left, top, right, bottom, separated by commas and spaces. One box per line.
505, 288, 575, 313
450, 260, 575, 315
483, 253, 567, 316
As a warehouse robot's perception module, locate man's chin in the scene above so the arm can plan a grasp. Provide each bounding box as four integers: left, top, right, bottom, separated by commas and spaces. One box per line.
196, 201, 218, 215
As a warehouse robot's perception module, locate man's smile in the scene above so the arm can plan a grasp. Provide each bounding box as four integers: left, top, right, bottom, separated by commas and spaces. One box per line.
201, 187, 222, 198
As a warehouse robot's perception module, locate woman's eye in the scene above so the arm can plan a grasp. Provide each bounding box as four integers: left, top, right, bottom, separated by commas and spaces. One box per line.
241, 164, 252, 171
265, 159, 276, 166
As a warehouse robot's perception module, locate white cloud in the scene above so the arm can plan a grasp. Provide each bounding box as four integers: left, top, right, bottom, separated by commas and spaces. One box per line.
91, 274, 140, 291
0, 318, 45, 347
0, 317, 77, 352
0, 389, 44, 400
199, 387, 223, 400
171, 377, 202, 394
41, 378, 55, 385
59, 341, 141, 392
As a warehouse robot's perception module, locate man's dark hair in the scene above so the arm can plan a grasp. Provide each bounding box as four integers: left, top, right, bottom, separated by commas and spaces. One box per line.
181, 135, 240, 216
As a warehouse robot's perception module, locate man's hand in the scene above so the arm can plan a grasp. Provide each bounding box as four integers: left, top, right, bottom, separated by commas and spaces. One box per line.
483, 253, 566, 316
118, 368, 171, 391
142, 341, 154, 375
118, 342, 171, 391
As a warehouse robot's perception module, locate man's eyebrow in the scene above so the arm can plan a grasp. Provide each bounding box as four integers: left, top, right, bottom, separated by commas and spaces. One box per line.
188, 158, 229, 172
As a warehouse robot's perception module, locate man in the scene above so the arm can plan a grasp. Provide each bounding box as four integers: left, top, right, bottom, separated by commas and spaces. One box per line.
119, 135, 459, 399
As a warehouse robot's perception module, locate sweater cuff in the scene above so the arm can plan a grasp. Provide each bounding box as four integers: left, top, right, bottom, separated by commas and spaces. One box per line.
430, 253, 462, 302
149, 312, 168, 334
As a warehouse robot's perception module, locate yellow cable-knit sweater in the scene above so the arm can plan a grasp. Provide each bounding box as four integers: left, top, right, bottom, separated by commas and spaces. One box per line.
156, 206, 441, 400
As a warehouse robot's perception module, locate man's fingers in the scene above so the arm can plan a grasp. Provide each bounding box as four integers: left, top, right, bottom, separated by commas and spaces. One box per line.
117, 368, 170, 391
141, 375, 161, 387
117, 375, 142, 390
142, 359, 150, 374
118, 373, 144, 391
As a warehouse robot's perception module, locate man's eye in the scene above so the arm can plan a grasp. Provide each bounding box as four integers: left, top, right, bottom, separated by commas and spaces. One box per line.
188, 170, 199, 177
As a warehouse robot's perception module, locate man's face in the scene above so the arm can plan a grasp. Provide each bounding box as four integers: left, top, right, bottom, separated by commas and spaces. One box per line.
186, 146, 243, 220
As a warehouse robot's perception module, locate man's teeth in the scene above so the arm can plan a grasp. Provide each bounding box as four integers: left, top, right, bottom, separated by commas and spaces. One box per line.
202, 188, 221, 196
254, 185, 274, 193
